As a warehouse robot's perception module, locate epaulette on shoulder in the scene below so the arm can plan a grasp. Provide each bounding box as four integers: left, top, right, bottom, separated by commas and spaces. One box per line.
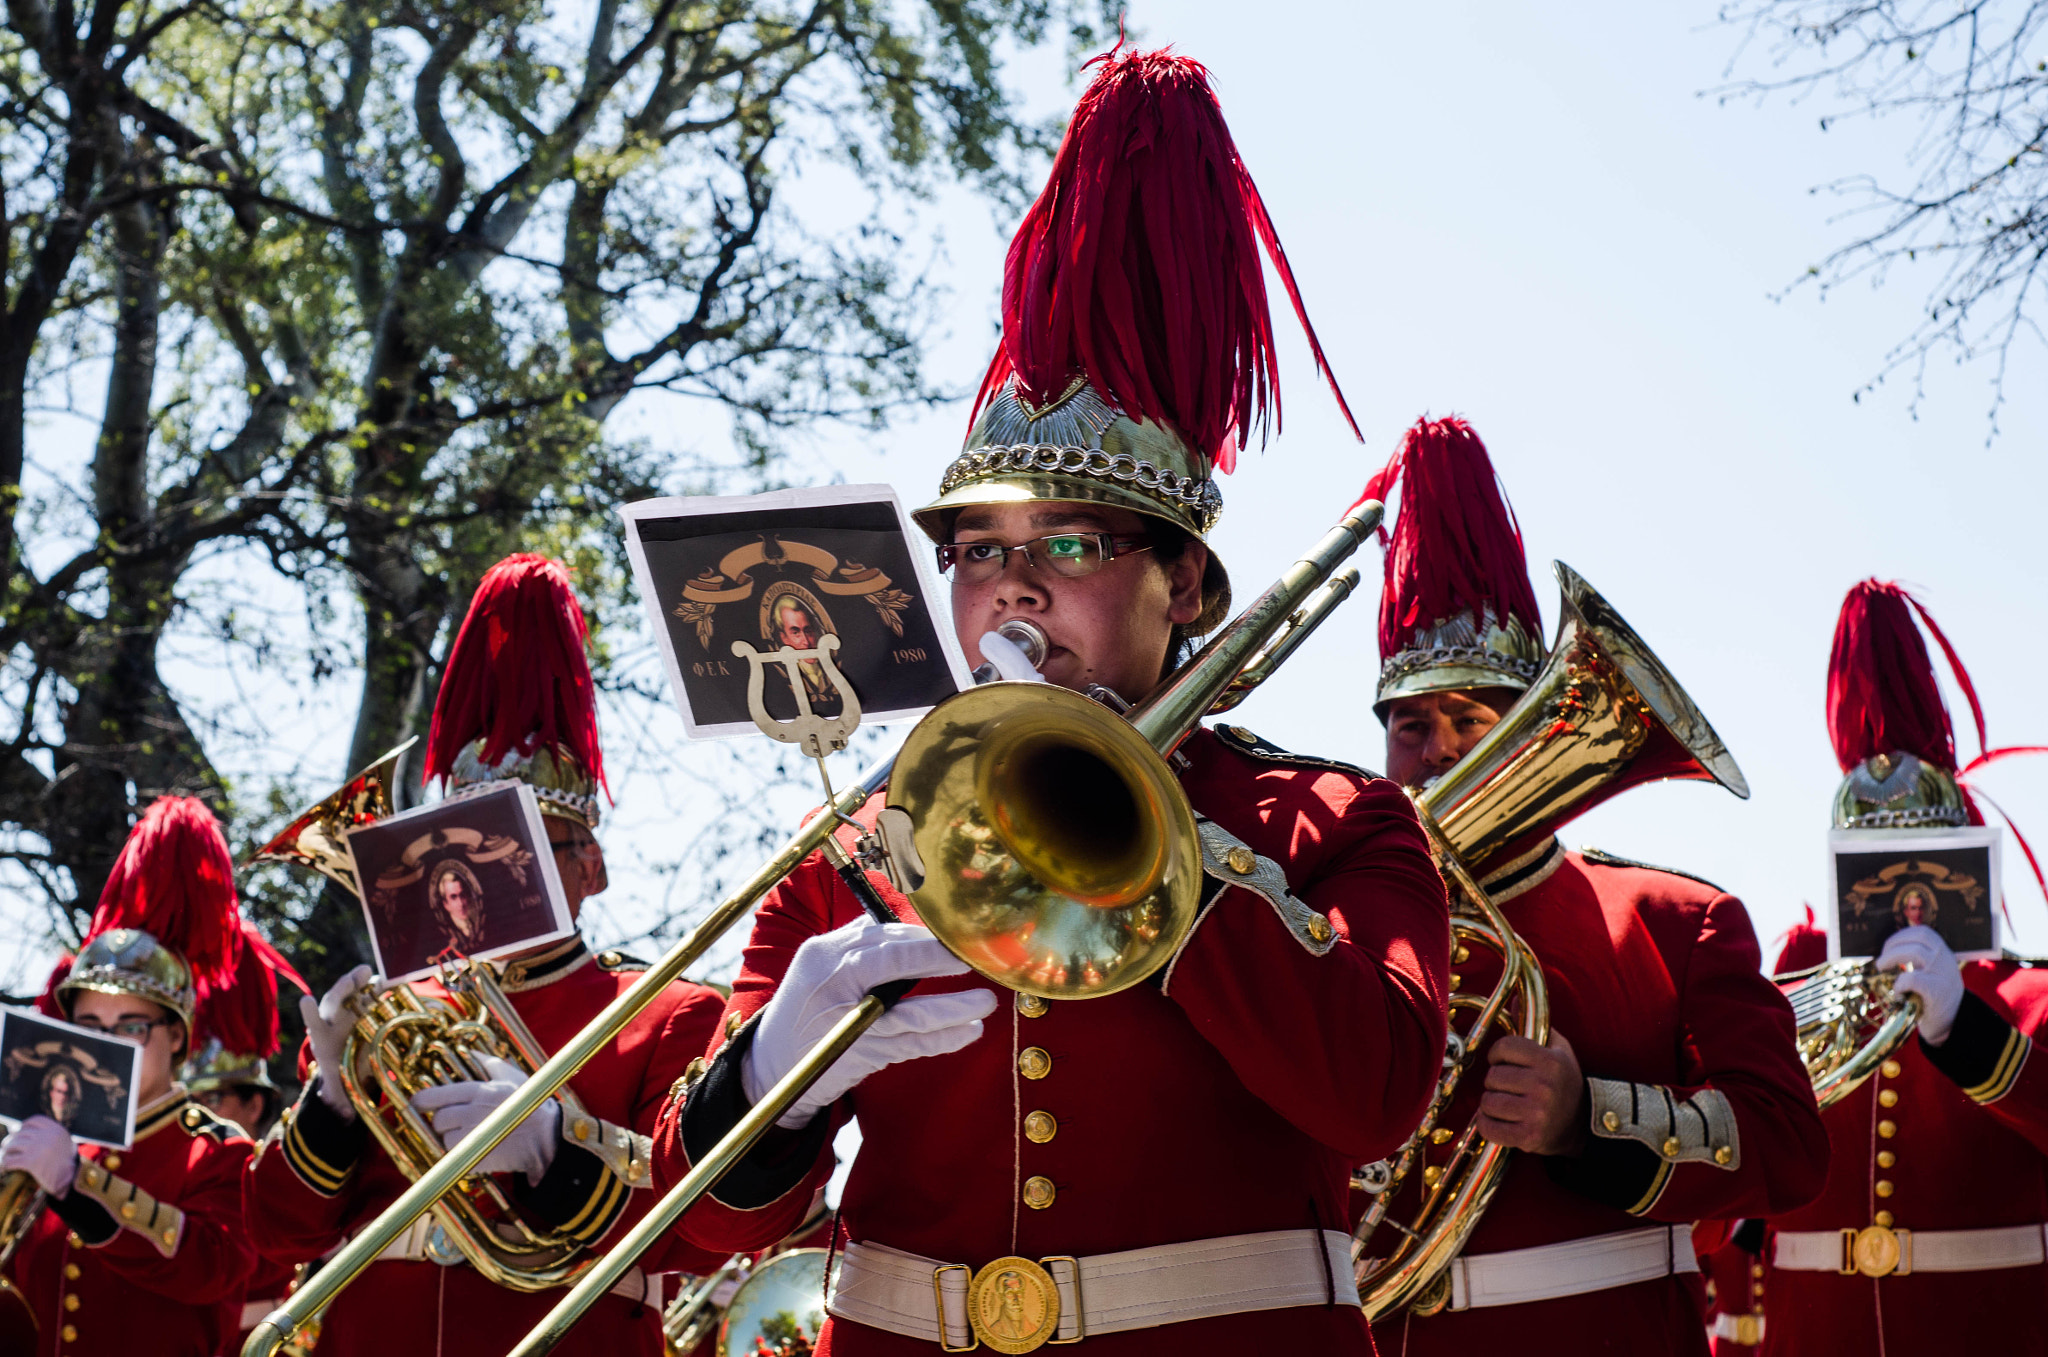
1578, 846, 1727, 895
592, 949, 649, 973
177, 1099, 242, 1142
1211, 724, 1383, 781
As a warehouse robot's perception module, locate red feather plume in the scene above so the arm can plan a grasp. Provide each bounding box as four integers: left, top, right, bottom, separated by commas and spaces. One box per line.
193, 920, 310, 1059
971, 46, 1359, 471
424, 554, 606, 791
82, 796, 244, 997
1772, 905, 1829, 974
1826, 581, 1958, 774
1363, 416, 1542, 662
35, 955, 72, 1018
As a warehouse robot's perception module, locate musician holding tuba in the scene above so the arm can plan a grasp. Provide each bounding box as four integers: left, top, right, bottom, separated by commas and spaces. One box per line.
1, 797, 261, 1356
1364, 418, 1827, 1353
243, 555, 731, 1356
1752, 581, 2048, 1355
651, 48, 1454, 1356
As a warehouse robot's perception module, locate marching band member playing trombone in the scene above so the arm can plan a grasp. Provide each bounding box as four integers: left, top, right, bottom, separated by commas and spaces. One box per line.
1362, 416, 1827, 1355
653, 48, 1453, 1356
243, 555, 729, 1356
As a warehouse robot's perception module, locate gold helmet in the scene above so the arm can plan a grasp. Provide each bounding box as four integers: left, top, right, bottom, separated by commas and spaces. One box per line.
1367, 416, 1545, 716
912, 47, 1358, 637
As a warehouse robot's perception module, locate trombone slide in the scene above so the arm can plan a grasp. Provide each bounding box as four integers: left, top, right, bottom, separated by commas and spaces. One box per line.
506, 995, 888, 1357
242, 758, 892, 1357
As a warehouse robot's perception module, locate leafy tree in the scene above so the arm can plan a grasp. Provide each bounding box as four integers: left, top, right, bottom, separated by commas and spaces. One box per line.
1, 0, 1109, 991
1716, 1, 2048, 426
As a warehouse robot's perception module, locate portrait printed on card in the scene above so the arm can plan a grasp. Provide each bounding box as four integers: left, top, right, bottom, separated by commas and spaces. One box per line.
0, 1008, 142, 1149
344, 782, 574, 982
1829, 827, 2002, 960
622, 485, 971, 740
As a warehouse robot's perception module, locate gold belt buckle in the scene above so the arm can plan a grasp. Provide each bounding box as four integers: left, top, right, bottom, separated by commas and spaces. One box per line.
1733, 1314, 1763, 1346
1840, 1225, 1912, 1277
962, 1255, 1062, 1354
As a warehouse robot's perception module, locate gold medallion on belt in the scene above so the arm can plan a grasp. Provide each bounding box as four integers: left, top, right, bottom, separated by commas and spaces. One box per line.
1839, 1224, 1911, 1277
952, 1255, 1064, 1353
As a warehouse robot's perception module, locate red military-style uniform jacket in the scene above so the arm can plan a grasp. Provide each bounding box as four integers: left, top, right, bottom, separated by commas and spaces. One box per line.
3, 1089, 256, 1357
654, 724, 1454, 1356
1377, 841, 1829, 1357
1695, 1221, 1767, 1354
1760, 957, 2048, 1355
244, 937, 729, 1357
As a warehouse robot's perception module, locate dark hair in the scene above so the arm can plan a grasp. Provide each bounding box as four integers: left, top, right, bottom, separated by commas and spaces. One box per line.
1144, 519, 1232, 679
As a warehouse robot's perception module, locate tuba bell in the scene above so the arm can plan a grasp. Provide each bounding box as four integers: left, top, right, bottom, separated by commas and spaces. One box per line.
1779, 959, 1921, 1110
1353, 561, 1749, 1318
250, 741, 634, 1292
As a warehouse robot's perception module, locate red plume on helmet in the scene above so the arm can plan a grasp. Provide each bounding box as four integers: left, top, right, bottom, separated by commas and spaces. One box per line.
1772, 905, 1829, 975
1826, 581, 1960, 776
79, 796, 244, 998
193, 920, 310, 1059
1828, 578, 2048, 901
424, 554, 606, 794
1364, 416, 1542, 665
971, 46, 1359, 471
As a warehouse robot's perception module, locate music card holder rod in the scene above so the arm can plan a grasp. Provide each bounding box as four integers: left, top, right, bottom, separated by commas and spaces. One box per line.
730, 633, 902, 929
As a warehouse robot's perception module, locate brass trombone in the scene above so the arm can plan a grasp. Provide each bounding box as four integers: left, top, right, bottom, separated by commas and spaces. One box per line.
245, 498, 1384, 1357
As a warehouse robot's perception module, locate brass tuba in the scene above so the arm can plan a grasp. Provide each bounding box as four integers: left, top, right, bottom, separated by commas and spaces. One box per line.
250, 740, 630, 1292
1353, 561, 1750, 1319
1779, 960, 1921, 1110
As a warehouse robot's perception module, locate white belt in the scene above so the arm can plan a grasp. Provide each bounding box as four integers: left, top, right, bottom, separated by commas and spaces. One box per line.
828, 1229, 1357, 1348
366, 1215, 658, 1305
1712, 1313, 1765, 1344
1443, 1225, 1698, 1311
1774, 1223, 2048, 1276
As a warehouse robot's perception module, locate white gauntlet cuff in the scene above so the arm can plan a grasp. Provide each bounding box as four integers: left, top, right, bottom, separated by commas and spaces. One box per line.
1586, 1078, 1740, 1171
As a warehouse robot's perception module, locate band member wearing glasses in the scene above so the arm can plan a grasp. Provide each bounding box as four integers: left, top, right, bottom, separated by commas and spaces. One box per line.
243, 554, 729, 1357
655, 49, 1452, 1356
1752, 581, 2048, 1356
1, 797, 259, 1357
1362, 415, 1827, 1355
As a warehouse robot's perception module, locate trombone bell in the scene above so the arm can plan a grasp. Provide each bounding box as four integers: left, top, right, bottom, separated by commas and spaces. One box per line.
892, 679, 1202, 999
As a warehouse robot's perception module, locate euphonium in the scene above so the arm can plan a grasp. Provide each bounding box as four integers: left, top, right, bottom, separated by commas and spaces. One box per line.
1779, 960, 1922, 1110
250, 741, 622, 1292
0, 1169, 44, 1275
1352, 561, 1750, 1319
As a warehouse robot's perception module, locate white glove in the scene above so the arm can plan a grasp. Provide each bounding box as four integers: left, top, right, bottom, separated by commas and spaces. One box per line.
1878, 925, 1966, 1046
301, 964, 375, 1119
741, 919, 996, 1129
978, 630, 1045, 682
409, 1055, 561, 1185
0, 1115, 78, 1196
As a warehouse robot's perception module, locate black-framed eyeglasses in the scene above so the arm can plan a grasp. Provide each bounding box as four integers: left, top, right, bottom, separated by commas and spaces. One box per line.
936, 533, 1152, 584
73, 1015, 177, 1044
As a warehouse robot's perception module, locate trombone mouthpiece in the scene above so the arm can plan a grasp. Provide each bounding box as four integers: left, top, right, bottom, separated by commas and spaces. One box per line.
994, 619, 1049, 670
